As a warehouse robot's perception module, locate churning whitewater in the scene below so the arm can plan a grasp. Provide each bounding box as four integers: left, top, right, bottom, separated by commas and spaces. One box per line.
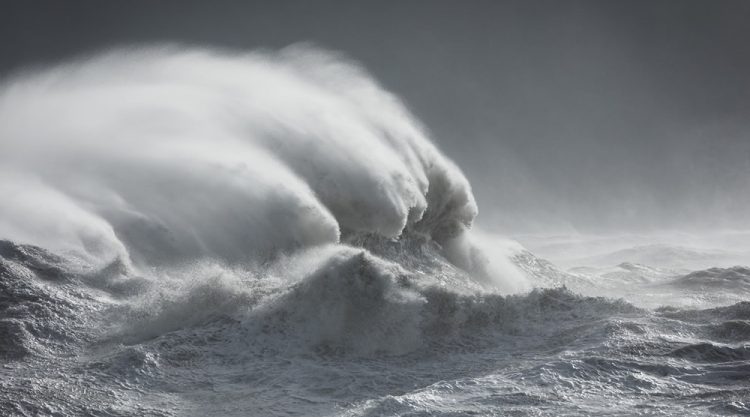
1, 46, 748, 416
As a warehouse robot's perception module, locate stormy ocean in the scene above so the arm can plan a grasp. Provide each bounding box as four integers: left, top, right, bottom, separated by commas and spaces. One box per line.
0, 45, 748, 416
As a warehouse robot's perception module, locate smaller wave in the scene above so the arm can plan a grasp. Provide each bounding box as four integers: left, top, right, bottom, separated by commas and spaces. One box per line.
671, 266, 750, 290
566, 244, 742, 270
0, 319, 33, 360
706, 320, 750, 342
668, 342, 750, 363
657, 302, 750, 323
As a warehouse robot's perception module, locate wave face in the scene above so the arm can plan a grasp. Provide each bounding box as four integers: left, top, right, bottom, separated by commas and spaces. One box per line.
1, 46, 749, 417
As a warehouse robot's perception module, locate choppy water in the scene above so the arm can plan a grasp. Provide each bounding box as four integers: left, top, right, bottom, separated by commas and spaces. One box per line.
2, 238, 749, 416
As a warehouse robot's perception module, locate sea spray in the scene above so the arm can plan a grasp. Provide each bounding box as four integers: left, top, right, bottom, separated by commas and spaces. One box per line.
0, 45, 514, 285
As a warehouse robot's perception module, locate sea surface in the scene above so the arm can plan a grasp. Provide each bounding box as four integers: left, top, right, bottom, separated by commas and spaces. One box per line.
2, 238, 749, 416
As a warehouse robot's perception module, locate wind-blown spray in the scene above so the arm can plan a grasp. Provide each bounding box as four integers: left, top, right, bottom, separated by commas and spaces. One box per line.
0, 44, 528, 291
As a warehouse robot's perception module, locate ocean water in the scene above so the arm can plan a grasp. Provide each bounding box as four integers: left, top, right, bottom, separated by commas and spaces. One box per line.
2, 237, 749, 416
0, 45, 748, 416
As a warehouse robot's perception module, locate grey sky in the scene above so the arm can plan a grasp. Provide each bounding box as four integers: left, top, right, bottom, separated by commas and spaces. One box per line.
2, 0, 748, 233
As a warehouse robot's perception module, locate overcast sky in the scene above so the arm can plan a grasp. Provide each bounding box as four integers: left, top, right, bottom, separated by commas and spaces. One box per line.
2, 0, 749, 234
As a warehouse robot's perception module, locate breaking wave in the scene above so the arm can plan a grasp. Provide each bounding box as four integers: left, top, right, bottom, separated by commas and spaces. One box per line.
0, 44, 510, 285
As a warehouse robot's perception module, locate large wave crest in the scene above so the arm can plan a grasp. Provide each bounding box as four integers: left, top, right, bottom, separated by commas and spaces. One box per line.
0, 44, 527, 292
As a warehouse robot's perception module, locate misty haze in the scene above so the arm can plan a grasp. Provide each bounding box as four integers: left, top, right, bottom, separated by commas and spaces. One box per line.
1, 1, 749, 416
